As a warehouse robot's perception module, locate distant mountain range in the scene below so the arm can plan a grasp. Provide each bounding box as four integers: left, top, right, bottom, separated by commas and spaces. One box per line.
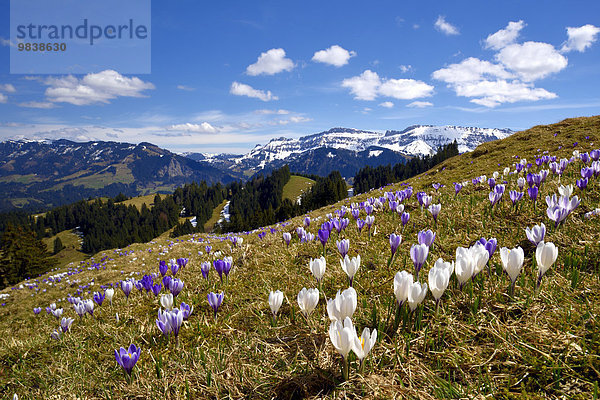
184, 125, 513, 178
0, 139, 235, 211
0, 124, 512, 211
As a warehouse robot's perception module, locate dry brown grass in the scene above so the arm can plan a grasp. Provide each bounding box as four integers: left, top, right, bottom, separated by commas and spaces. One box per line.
1, 116, 600, 399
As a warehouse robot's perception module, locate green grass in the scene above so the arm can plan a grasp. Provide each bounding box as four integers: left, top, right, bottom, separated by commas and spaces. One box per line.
0, 174, 43, 184
1, 116, 600, 399
48, 164, 135, 190
204, 199, 228, 232
117, 194, 162, 211
42, 229, 88, 266
283, 175, 315, 202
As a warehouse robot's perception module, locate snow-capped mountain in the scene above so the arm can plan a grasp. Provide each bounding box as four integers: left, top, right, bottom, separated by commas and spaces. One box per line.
191, 125, 513, 178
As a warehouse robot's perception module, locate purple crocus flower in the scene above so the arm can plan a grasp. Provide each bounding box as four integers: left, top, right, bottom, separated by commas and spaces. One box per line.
205, 245, 212, 254
580, 153, 590, 164
364, 204, 374, 215
581, 167, 594, 179
296, 227, 306, 240
590, 149, 600, 161
33, 307, 42, 315
223, 256, 233, 279
140, 275, 154, 293
525, 223, 546, 246
365, 215, 375, 230
162, 275, 172, 290
179, 302, 193, 320
282, 232, 292, 247
120, 280, 133, 299
176, 258, 189, 269
304, 216, 311, 227
576, 177, 588, 189
417, 229, 436, 248
410, 243, 429, 279
389, 200, 398, 213
213, 259, 225, 282
332, 218, 343, 233
527, 186, 539, 203
114, 344, 141, 376
454, 183, 463, 195
509, 190, 523, 206
159, 261, 168, 277
318, 228, 330, 248
93, 291, 105, 306
489, 191, 501, 207
207, 292, 224, 319
258, 232, 266, 240
201, 261, 210, 280
351, 208, 360, 220
389, 233, 402, 257
337, 239, 350, 258
401, 212, 410, 227
60, 317, 74, 333
168, 278, 184, 297
167, 308, 184, 337
488, 178, 496, 190
156, 309, 172, 336
151, 283, 162, 296
169, 259, 180, 276
428, 204, 441, 222
356, 218, 365, 233
478, 237, 497, 259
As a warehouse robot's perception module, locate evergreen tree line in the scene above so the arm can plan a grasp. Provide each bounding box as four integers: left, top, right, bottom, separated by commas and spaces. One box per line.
0, 224, 57, 290
169, 181, 228, 237
220, 167, 347, 233
353, 141, 459, 194
34, 195, 181, 253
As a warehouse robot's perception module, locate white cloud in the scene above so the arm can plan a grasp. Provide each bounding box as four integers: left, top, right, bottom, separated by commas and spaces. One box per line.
18, 101, 56, 109
379, 78, 434, 99
167, 122, 219, 133
379, 101, 394, 108
341, 70, 381, 100
312, 45, 356, 67
177, 85, 195, 91
254, 109, 290, 115
496, 41, 568, 81
0, 93, 7, 103
484, 20, 526, 50
399, 65, 412, 73
433, 57, 557, 107
435, 16, 459, 36
342, 70, 433, 101
0, 84, 16, 93
230, 81, 278, 101
561, 24, 600, 53
432, 57, 513, 84
458, 80, 556, 107
407, 101, 433, 108
44, 70, 155, 105
246, 48, 294, 76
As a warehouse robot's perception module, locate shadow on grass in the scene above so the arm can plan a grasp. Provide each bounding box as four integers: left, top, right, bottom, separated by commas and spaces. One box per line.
274, 367, 335, 400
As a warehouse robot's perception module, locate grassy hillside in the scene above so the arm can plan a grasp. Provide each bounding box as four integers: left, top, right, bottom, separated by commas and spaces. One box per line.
42, 229, 87, 266
1, 116, 600, 399
282, 175, 316, 202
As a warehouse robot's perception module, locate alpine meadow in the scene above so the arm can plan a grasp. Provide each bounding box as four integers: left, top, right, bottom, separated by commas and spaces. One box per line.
1, 116, 599, 399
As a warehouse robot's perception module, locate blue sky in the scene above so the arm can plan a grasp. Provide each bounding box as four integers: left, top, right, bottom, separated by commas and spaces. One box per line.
0, 0, 599, 154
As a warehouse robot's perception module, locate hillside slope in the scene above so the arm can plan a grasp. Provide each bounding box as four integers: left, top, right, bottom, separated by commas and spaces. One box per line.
0, 139, 236, 211
0, 116, 599, 399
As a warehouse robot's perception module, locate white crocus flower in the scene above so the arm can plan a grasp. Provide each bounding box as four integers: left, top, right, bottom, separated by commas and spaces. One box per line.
160, 293, 173, 310
309, 257, 326, 283
352, 326, 377, 362
297, 287, 319, 318
407, 281, 428, 311
340, 254, 360, 286
393, 270, 413, 306
105, 288, 114, 306
268, 290, 284, 317
329, 317, 356, 359
327, 287, 357, 322
429, 258, 451, 303
455, 247, 474, 290
535, 242, 558, 289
